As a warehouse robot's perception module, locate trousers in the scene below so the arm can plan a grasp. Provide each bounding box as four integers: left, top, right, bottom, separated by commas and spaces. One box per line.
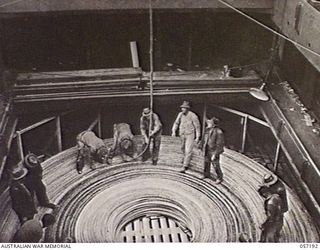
204, 151, 223, 180
260, 219, 283, 242
142, 134, 161, 163
180, 133, 195, 168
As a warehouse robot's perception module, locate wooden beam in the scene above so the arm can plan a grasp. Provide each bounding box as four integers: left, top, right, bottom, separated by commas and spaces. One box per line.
0, 0, 274, 14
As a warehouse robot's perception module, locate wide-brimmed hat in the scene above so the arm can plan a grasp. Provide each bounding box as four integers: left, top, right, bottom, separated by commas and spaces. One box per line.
24, 153, 40, 170
142, 107, 151, 116
11, 162, 28, 180
207, 116, 220, 125
262, 173, 278, 187
180, 101, 190, 109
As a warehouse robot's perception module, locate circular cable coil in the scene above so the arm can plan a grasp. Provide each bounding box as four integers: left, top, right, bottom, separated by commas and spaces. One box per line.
0, 136, 319, 242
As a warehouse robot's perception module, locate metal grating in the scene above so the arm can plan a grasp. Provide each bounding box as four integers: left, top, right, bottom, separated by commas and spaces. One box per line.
121, 216, 191, 243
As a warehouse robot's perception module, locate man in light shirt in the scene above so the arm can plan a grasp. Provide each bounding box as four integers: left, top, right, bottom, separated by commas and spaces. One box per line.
172, 101, 201, 172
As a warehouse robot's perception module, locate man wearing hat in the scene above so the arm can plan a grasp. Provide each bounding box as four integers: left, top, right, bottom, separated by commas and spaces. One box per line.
24, 153, 57, 209
140, 108, 162, 165
172, 101, 201, 172
9, 162, 37, 224
200, 116, 225, 183
261, 174, 288, 214
258, 185, 285, 242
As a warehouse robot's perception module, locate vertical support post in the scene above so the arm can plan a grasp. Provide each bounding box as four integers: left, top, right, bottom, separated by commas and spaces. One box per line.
56, 116, 62, 152
273, 142, 281, 172
16, 131, 24, 161
187, 13, 194, 70
97, 110, 102, 138
201, 102, 207, 141
241, 115, 248, 153
130, 41, 140, 68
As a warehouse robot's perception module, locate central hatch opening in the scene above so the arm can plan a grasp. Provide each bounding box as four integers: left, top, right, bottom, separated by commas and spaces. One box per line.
121, 215, 192, 243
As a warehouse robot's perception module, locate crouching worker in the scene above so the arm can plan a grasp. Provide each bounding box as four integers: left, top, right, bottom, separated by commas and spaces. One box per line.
110, 123, 137, 162
76, 130, 111, 174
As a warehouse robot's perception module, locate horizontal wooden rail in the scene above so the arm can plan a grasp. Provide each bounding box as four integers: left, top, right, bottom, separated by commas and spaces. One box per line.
213, 105, 269, 127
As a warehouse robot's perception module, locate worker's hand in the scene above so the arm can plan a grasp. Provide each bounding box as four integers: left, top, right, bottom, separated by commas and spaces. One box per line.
195, 137, 200, 144
144, 136, 149, 144
171, 132, 177, 137
211, 154, 218, 161
149, 130, 155, 137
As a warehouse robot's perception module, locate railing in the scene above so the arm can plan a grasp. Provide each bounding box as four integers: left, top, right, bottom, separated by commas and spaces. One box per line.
12, 109, 102, 163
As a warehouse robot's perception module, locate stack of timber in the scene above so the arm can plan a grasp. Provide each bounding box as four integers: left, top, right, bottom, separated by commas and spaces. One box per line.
13, 68, 262, 102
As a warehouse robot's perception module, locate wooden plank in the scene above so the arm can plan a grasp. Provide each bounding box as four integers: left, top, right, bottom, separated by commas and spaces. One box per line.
142, 217, 152, 242
151, 218, 161, 242
18, 116, 56, 134
168, 219, 179, 242
17, 68, 142, 81
159, 217, 170, 242
125, 223, 134, 243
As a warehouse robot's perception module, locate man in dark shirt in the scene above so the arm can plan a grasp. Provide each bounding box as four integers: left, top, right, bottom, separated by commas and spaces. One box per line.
258, 185, 285, 242
140, 108, 162, 165
24, 153, 57, 209
12, 213, 56, 243
201, 116, 225, 183
9, 163, 37, 224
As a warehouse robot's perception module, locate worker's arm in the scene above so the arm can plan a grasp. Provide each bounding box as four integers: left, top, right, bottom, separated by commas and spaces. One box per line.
192, 113, 201, 142
213, 129, 225, 156
111, 124, 119, 151
172, 113, 182, 136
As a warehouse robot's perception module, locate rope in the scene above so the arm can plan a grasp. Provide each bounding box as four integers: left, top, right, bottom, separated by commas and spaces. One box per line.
97, 0, 155, 166
218, 0, 320, 59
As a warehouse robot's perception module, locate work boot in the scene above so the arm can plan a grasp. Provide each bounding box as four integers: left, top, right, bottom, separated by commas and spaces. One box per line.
43, 203, 58, 209
180, 165, 188, 173
215, 178, 223, 184
152, 160, 157, 166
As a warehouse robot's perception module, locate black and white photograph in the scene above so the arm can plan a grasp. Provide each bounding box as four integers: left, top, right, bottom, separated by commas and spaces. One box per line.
0, 0, 319, 246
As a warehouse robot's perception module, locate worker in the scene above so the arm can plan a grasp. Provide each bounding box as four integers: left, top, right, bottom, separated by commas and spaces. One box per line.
200, 116, 225, 183
172, 101, 201, 172
12, 213, 56, 243
140, 108, 163, 165
9, 163, 37, 224
111, 123, 137, 162
76, 130, 111, 174
261, 174, 288, 214
258, 186, 285, 242
24, 153, 57, 209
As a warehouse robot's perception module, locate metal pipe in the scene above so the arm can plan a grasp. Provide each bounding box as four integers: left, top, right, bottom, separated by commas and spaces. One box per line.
130, 41, 140, 68
97, 110, 102, 138
241, 115, 248, 153
56, 116, 62, 152
16, 131, 24, 161
274, 142, 281, 172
